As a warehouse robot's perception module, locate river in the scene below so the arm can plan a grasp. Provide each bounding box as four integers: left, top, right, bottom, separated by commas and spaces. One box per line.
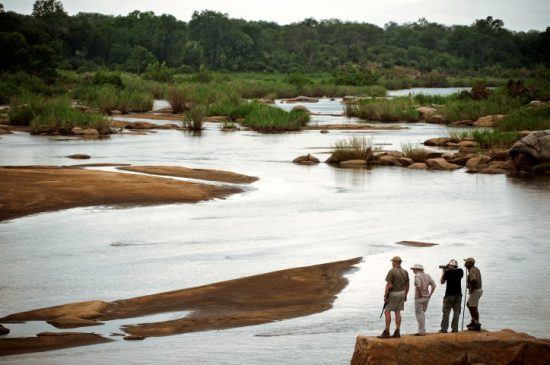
1, 89, 549, 364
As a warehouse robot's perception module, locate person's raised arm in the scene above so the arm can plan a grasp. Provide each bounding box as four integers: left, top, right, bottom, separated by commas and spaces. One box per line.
440, 270, 447, 285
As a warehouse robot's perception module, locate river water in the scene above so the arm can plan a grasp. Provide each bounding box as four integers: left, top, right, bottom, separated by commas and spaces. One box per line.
1, 91, 549, 364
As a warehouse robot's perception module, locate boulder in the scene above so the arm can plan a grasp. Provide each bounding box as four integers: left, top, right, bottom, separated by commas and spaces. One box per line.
452, 119, 474, 126
449, 153, 473, 166
458, 140, 477, 148
350, 330, 550, 365
320, 129, 329, 134
292, 105, 311, 113
46, 316, 104, 329
407, 163, 428, 170
473, 114, 505, 127
71, 127, 84, 135
508, 130, 550, 172
396, 157, 414, 167
340, 160, 368, 167
126, 122, 153, 130
428, 114, 445, 124
465, 155, 491, 172
0, 324, 9, 335
293, 154, 320, 165
529, 100, 545, 107
416, 107, 437, 121
0, 106, 11, 113
82, 128, 99, 135
486, 148, 509, 161
110, 110, 122, 115
425, 158, 461, 171
423, 137, 450, 147
283, 96, 319, 103
66, 154, 91, 160
378, 155, 402, 166
480, 160, 515, 174
0, 128, 12, 134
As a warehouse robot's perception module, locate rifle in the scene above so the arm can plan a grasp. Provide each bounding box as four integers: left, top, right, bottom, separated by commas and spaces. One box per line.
380, 296, 388, 318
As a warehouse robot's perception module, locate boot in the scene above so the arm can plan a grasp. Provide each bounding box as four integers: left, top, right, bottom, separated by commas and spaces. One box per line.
466, 321, 475, 329
377, 329, 390, 339
391, 329, 401, 338
469, 323, 481, 331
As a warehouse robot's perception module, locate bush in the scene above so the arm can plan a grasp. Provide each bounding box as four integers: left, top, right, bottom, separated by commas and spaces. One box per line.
329, 136, 373, 163
73, 85, 153, 113
184, 104, 206, 130
346, 97, 417, 122
440, 91, 519, 122
333, 64, 379, 86
241, 103, 310, 132
143, 61, 174, 82
91, 71, 123, 88
471, 129, 520, 149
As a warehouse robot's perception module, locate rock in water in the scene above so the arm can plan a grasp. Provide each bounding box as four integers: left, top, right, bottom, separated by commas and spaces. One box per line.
350, 330, 550, 365
291, 105, 310, 113
416, 107, 437, 121
293, 154, 320, 165
123, 335, 146, 341
508, 130, 550, 173
473, 114, 505, 127
425, 158, 461, 170
66, 154, 91, 160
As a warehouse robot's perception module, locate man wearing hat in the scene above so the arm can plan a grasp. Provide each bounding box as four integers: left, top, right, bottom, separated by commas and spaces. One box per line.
378, 256, 410, 339
440, 259, 464, 333
464, 257, 483, 331
411, 264, 436, 335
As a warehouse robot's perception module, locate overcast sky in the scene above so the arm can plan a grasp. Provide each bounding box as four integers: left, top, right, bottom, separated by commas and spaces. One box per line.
3, 0, 549, 31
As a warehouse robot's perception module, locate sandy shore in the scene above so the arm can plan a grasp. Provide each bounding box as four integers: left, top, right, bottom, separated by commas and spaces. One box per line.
1, 257, 361, 340
117, 165, 258, 184
0, 166, 243, 221
0, 332, 112, 357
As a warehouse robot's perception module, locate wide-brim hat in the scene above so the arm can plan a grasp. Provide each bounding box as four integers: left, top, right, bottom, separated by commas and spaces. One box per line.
410, 263, 424, 270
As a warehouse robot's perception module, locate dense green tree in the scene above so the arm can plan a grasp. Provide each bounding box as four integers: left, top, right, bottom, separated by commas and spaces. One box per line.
32, 0, 66, 18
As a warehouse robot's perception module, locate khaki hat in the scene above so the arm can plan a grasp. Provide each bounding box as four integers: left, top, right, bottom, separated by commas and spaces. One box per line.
390, 256, 402, 262
464, 257, 476, 264
410, 264, 424, 271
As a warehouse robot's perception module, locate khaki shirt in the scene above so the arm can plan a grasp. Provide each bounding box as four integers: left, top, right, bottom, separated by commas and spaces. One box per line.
468, 266, 482, 290
414, 272, 435, 298
385, 267, 409, 292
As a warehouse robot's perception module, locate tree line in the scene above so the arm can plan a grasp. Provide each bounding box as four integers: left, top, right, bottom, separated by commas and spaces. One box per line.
1, 0, 549, 79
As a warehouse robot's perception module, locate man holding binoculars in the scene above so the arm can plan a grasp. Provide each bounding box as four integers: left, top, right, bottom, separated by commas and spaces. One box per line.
439, 259, 464, 333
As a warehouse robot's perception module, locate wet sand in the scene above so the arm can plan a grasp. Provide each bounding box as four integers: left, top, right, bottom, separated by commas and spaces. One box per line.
117, 166, 259, 184
0, 332, 112, 357
1, 257, 361, 339
0, 166, 243, 221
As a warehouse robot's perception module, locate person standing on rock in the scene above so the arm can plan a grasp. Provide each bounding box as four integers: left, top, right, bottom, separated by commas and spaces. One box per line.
440, 259, 464, 333
464, 257, 483, 331
410, 264, 436, 336
378, 256, 409, 339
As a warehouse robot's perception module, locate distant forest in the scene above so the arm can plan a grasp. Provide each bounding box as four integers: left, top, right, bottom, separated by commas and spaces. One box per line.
1, 0, 549, 78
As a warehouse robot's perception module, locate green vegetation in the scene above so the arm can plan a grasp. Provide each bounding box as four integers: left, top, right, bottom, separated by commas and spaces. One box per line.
401, 142, 432, 162
73, 85, 153, 113
470, 130, 520, 149
439, 91, 520, 122
240, 103, 310, 133
498, 106, 550, 132
8, 94, 108, 134
346, 97, 417, 122
184, 105, 206, 130
329, 136, 373, 164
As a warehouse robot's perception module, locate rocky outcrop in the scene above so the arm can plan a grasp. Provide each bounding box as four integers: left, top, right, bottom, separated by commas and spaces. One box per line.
66, 154, 91, 160
47, 316, 104, 329
407, 162, 428, 169
0, 324, 9, 335
340, 160, 368, 167
82, 128, 99, 135
283, 96, 319, 103
351, 330, 550, 365
473, 114, 505, 127
508, 130, 550, 173
424, 137, 450, 147
293, 154, 320, 165
292, 105, 311, 113
428, 114, 445, 124
416, 107, 437, 121
425, 158, 461, 170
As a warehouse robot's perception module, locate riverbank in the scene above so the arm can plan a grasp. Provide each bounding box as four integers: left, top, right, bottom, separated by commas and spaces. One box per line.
0, 166, 250, 221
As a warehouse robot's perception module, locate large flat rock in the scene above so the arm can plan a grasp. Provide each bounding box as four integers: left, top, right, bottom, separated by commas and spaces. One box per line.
351, 330, 550, 365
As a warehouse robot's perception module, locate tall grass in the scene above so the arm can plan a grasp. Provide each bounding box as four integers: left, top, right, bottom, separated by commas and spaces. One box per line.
400, 142, 431, 162
471, 130, 520, 149
184, 105, 206, 130
9, 94, 108, 134
73, 85, 153, 113
329, 136, 373, 163
498, 105, 550, 131
345, 97, 417, 122
167, 85, 191, 113
240, 103, 310, 132
439, 91, 520, 122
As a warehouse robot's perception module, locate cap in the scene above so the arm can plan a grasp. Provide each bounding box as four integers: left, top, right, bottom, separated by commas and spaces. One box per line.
464, 257, 475, 264
390, 256, 402, 262
410, 264, 424, 270
448, 259, 458, 267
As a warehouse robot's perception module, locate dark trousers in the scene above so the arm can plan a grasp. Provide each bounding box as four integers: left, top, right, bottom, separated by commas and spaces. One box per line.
441, 295, 462, 332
